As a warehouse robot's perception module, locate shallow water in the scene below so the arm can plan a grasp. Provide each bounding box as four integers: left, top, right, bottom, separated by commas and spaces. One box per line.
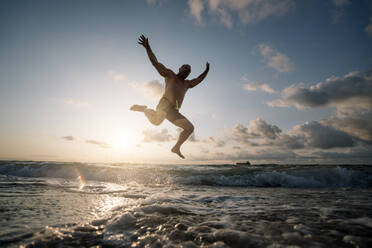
0, 161, 372, 247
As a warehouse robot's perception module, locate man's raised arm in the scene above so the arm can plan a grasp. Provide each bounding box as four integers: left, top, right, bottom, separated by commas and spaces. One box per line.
188, 62, 210, 88
138, 35, 172, 77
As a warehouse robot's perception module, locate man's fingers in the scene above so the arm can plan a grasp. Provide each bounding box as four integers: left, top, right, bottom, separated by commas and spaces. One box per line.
138, 35, 149, 47
138, 37, 146, 45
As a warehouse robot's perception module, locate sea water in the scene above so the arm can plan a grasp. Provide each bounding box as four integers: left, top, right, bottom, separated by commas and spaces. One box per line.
0, 161, 372, 247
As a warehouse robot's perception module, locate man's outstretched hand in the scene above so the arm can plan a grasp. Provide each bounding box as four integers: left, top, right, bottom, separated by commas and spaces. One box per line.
138, 35, 150, 49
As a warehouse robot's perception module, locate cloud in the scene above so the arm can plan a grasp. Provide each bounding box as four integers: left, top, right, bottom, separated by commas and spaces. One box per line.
228, 121, 303, 150
146, 0, 167, 6
203, 136, 226, 147
142, 128, 173, 142
199, 146, 210, 154
129, 80, 164, 99
321, 109, 372, 143
191, 114, 371, 163
267, 70, 372, 147
143, 80, 164, 97
230, 124, 258, 146
62, 136, 110, 148
199, 0, 294, 27
214, 7, 233, 28
62, 136, 77, 141
62, 98, 90, 108
193, 146, 372, 163
330, 0, 350, 24
258, 44, 295, 73
365, 17, 372, 37
232, 149, 299, 161
268, 53, 294, 73
243, 81, 275, 94
107, 70, 125, 82
224, 118, 357, 151
292, 121, 354, 149
268, 70, 372, 109
243, 118, 281, 139
273, 133, 305, 150
235, 0, 294, 24
310, 147, 372, 161
189, 0, 204, 25
190, 148, 300, 162
230, 118, 282, 147
331, 0, 350, 6
86, 140, 111, 149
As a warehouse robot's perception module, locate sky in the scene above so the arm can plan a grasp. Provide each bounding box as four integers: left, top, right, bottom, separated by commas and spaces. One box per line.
0, 0, 371, 164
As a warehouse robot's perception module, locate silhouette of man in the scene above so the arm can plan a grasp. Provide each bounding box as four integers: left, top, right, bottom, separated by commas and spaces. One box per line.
130, 35, 209, 159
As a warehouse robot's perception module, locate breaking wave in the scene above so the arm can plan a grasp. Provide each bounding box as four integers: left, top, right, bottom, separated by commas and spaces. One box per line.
0, 161, 371, 188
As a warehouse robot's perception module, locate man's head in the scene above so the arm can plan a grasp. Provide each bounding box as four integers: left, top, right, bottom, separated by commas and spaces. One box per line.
178, 64, 191, 79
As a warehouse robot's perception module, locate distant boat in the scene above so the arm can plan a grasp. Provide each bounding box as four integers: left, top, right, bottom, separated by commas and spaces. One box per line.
236, 161, 251, 166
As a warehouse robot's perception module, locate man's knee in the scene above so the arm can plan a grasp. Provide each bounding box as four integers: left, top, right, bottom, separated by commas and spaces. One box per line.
151, 118, 164, 126
186, 122, 194, 133
190, 123, 195, 133
173, 118, 194, 133
147, 109, 166, 126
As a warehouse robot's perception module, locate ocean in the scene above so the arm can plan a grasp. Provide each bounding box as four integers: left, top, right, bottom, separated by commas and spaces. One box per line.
0, 161, 372, 248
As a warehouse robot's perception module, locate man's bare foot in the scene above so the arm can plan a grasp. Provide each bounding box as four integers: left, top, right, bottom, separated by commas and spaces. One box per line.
171, 147, 185, 159
130, 105, 147, 112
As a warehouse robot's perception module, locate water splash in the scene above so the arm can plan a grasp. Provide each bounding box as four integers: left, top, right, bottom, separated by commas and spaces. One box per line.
75, 168, 86, 190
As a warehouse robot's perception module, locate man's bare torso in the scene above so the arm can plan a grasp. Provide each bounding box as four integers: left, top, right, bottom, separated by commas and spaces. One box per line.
163, 73, 189, 108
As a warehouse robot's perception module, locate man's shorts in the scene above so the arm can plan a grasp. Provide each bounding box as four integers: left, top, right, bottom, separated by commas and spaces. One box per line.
156, 97, 186, 123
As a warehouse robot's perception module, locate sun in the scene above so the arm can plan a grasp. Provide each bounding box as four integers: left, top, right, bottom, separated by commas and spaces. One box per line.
105, 124, 142, 152
108, 134, 133, 150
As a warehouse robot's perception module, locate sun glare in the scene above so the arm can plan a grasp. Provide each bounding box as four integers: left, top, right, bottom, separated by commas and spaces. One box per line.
109, 135, 129, 149
108, 133, 137, 150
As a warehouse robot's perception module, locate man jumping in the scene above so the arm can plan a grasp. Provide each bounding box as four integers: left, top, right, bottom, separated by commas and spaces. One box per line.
130, 35, 209, 159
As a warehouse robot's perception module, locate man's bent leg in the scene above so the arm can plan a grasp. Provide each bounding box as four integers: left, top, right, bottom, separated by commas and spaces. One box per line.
130, 104, 147, 112
144, 109, 166, 126
130, 103, 166, 125
171, 118, 194, 159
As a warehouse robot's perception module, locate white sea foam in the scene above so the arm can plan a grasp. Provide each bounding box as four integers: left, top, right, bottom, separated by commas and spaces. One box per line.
176, 167, 370, 188
3, 170, 372, 248
0, 161, 371, 188
106, 213, 137, 232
